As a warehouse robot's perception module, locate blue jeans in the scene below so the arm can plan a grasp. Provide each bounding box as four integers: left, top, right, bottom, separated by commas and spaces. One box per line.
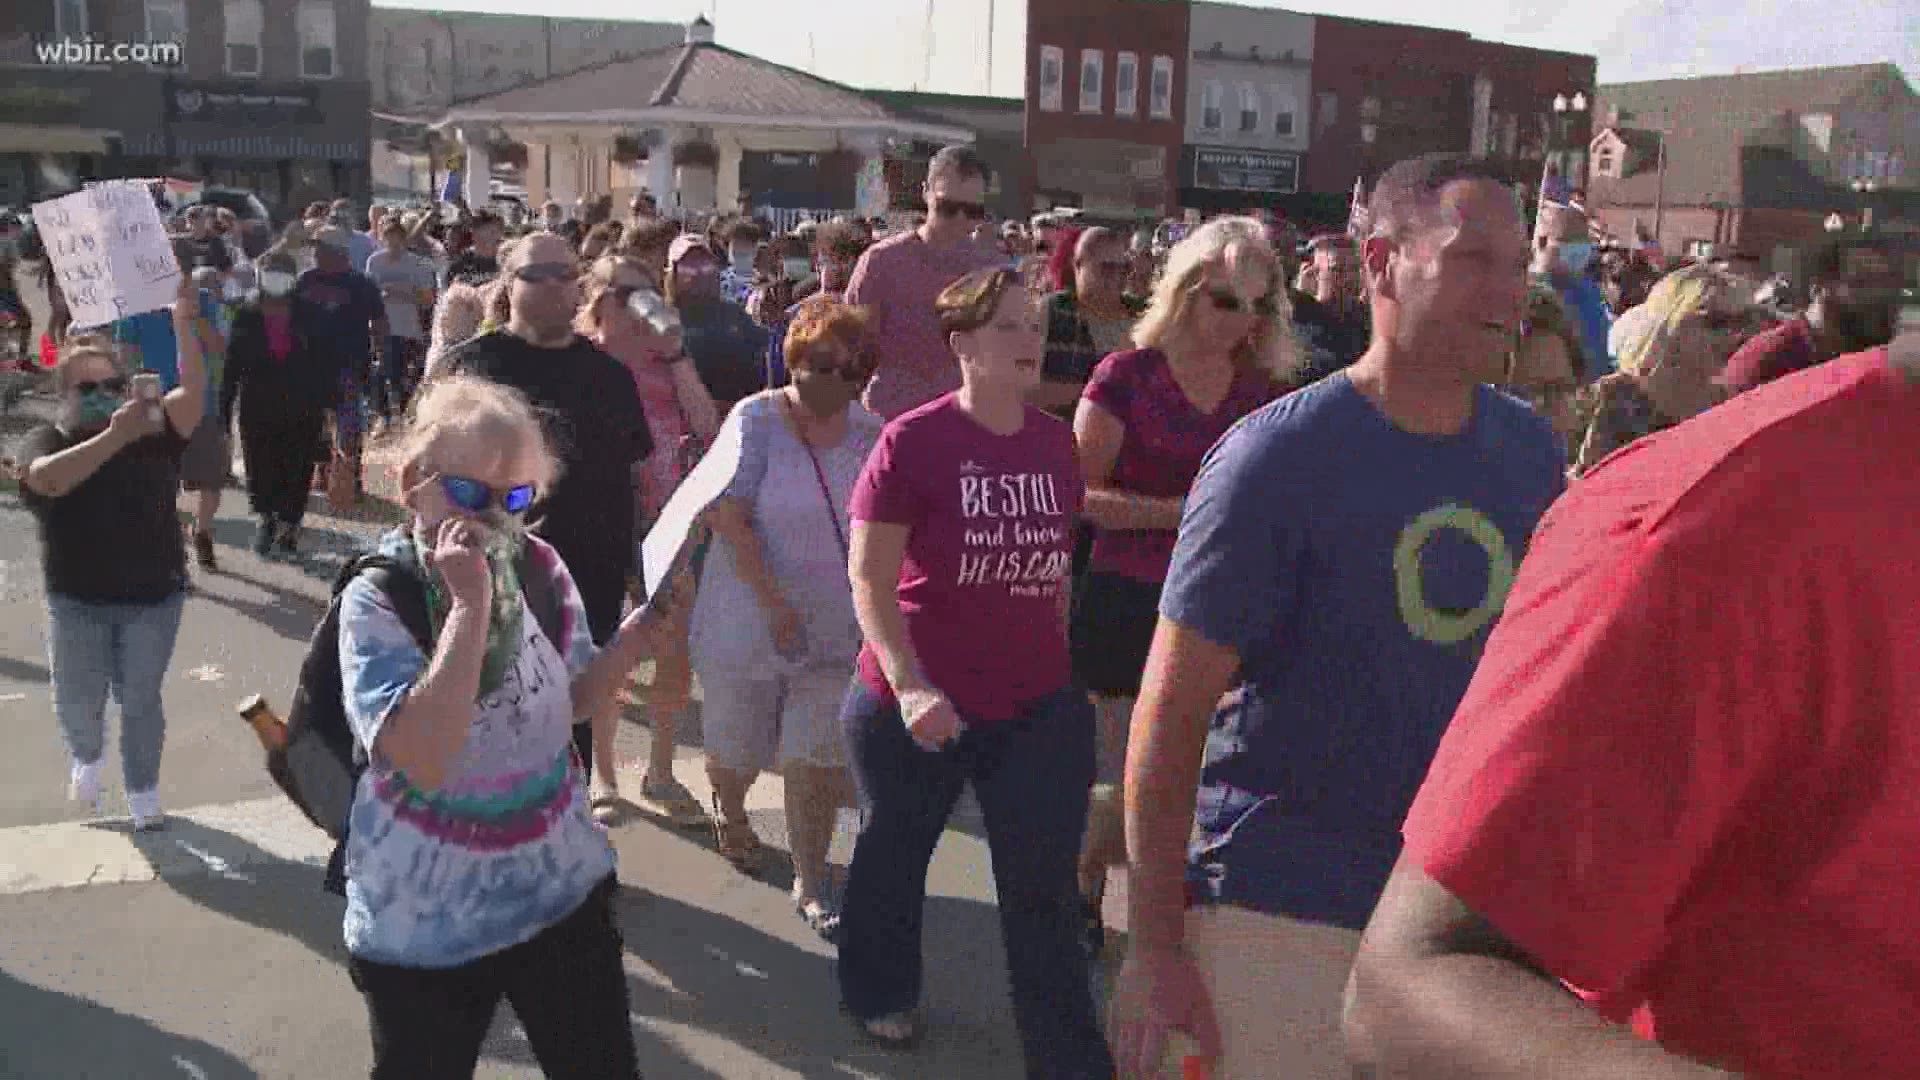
836, 682, 1112, 1079
45, 591, 186, 793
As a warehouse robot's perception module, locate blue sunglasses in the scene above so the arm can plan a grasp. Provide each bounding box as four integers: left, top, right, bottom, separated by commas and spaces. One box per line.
440, 475, 536, 516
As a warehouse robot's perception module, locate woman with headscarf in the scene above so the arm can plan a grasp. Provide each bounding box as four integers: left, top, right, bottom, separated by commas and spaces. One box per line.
1573, 264, 1768, 476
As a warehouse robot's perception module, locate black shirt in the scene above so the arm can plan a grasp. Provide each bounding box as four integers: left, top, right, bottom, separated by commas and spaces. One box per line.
443, 332, 653, 578
1288, 289, 1370, 385
18, 421, 190, 604
444, 251, 500, 288
679, 300, 769, 409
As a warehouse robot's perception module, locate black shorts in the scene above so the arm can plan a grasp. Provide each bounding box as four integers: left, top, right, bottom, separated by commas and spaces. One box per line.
1069, 569, 1163, 699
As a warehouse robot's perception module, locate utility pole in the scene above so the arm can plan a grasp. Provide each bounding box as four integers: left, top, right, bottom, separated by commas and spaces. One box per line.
1652, 126, 1667, 248
985, 0, 995, 96
923, 0, 934, 91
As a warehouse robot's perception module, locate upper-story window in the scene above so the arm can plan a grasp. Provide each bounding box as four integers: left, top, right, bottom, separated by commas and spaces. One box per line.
224, 0, 264, 76
1038, 45, 1064, 112
1079, 49, 1104, 114
299, 0, 337, 79
1201, 81, 1224, 131
144, 0, 187, 67
1150, 55, 1174, 119
1269, 87, 1297, 137
1115, 52, 1138, 117
1238, 84, 1260, 133
1595, 146, 1619, 178
54, 0, 88, 38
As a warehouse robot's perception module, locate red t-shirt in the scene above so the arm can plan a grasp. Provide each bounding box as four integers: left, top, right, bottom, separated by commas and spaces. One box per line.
1081, 348, 1276, 584
1718, 316, 1820, 395
850, 393, 1085, 723
1403, 348, 1920, 1078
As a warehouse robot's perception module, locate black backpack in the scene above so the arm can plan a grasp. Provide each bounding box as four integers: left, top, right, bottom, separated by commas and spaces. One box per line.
274, 550, 564, 895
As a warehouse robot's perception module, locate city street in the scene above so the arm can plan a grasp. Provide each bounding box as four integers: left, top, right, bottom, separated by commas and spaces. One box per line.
0, 395, 1103, 1078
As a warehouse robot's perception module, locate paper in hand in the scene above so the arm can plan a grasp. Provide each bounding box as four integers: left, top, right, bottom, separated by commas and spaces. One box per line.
638, 405, 745, 603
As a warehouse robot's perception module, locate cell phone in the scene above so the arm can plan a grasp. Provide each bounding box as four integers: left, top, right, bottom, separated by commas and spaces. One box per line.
131, 372, 163, 422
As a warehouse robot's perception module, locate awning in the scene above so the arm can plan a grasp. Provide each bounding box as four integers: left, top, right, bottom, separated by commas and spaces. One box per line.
0, 124, 115, 154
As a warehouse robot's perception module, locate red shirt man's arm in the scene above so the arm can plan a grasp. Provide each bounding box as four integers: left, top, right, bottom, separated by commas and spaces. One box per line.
1717, 325, 1795, 395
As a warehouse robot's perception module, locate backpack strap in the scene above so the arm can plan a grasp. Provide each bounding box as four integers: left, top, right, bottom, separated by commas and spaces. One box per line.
514, 544, 567, 660
333, 553, 433, 651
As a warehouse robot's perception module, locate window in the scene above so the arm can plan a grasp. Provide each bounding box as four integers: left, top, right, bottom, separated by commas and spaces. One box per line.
1360, 124, 1378, 145
1238, 84, 1260, 132
1685, 239, 1713, 258
1595, 146, 1618, 178
1270, 88, 1296, 137
1115, 52, 1138, 117
299, 0, 336, 79
1201, 81, 1224, 131
1150, 55, 1174, 119
1360, 96, 1382, 121
144, 0, 186, 66
1038, 45, 1064, 112
224, 0, 263, 76
1317, 91, 1338, 134
55, 0, 87, 37
1892, 151, 1906, 184
1079, 49, 1103, 114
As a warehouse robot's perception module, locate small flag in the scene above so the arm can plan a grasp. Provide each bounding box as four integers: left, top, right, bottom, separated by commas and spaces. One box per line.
440, 169, 462, 203
1347, 177, 1368, 239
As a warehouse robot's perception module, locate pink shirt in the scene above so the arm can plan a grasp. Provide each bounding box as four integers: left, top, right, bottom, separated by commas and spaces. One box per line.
1082, 348, 1277, 583
845, 231, 1003, 421
850, 394, 1085, 723
598, 334, 690, 521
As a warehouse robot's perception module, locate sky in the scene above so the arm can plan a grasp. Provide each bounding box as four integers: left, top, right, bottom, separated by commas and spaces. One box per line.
372, 0, 1920, 100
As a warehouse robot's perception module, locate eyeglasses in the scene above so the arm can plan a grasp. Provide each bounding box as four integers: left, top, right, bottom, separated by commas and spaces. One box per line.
440, 475, 537, 516
934, 198, 989, 221
1207, 287, 1279, 317
73, 376, 129, 395
513, 262, 577, 284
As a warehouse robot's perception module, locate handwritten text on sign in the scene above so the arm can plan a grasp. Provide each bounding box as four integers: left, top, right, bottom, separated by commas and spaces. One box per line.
30, 181, 180, 331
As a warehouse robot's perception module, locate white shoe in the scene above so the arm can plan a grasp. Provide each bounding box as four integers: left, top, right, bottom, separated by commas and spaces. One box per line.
127, 789, 166, 831
68, 761, 102, 810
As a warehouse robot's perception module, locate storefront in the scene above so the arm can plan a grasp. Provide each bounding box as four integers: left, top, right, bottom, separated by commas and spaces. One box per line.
0, 71, 156, 209
1031, 138, 1171, 219
1177, 145, 1331, 221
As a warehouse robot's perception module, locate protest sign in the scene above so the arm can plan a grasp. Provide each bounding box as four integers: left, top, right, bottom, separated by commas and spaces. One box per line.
29, 180, 180, 331
638, 408, 744, 603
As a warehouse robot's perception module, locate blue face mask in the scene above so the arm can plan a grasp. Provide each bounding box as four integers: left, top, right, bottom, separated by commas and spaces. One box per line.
76, 390, 122, 427
1556, 241, 1595, 275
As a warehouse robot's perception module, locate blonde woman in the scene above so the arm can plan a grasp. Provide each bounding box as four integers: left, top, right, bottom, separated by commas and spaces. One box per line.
341, 375, 669, 1076
426, 237, 521, 379
575, 255, 717, 826
1069, 216, 1287, 955
1573, 264, 1766, 476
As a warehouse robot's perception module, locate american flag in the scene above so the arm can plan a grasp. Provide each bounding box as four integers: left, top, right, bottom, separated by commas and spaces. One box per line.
1346, 177, 1369, 240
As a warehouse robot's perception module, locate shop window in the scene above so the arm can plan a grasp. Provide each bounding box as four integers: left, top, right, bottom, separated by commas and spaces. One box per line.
1201, 81, 1224, 132
224, 0, 263, 77
1115, 52, 1138, 117
299, 0, 336, 79
1150, 56, 1174, 119
1316, 91, 1338, 134
1238, 84, 1259, 133
1079, 49, 1103, 114
1038, 46, 1063, 112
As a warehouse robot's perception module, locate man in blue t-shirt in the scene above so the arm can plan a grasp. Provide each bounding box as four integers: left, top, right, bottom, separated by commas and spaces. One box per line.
1107, 154, 1567, 1080
294, 226, 387, 495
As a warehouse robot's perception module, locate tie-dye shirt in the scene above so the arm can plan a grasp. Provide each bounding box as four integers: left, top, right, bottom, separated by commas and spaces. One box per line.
336, 529, 613, 968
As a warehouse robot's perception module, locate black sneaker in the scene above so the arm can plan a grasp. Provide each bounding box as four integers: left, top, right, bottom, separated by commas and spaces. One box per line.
192, 530, 217, 571
252, 518, 276, 555
1081, 895, 1106, 959
276, 521, 300, 557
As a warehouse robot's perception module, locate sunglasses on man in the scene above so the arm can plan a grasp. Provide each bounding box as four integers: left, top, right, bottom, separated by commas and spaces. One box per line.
513, 262, 578, 284
933, 198, 989, 221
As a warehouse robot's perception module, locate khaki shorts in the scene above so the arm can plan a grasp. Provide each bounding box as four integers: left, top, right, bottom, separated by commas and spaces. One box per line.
698, 669, 850, 773
179, 417, 232, 492
1185, 905, 1362, 1080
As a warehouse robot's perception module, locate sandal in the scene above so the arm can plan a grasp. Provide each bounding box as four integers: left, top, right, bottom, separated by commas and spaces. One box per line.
589, 782, 629, 825
857, 1011, 920, 1050
793, 882, 841, 942
634, 776, 709, 829
711, 794, 762, 872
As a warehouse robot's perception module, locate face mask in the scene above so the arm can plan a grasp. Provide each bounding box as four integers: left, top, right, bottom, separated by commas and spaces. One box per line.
1556, 241, 1595, 276
75, 389, 122, 428
260, 270, 297, 297
782, 257, 813, 281
730, 249, 755, 275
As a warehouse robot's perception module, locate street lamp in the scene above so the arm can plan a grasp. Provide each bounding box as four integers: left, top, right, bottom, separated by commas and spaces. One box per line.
1546, 90, 1589, 205
1851, 176, 1878, 232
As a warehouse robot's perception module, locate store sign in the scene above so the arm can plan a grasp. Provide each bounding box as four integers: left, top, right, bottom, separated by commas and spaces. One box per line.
1186, 147, 1300, 194
0, 85, 92, 122
164, 80, 322, 125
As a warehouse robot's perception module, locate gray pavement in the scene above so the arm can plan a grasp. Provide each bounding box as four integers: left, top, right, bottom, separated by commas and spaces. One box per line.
0, 440, 1105, 1078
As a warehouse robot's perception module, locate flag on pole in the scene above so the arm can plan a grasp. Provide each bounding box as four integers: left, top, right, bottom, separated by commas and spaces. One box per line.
1346, 177, 1369, 240
440, 169, 463, 203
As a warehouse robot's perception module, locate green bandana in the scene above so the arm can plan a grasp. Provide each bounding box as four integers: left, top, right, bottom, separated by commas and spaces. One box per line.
411, 519, 527, 700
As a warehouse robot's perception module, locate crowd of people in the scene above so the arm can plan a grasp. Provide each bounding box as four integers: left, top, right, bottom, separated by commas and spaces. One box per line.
7, 139, 1915, 1079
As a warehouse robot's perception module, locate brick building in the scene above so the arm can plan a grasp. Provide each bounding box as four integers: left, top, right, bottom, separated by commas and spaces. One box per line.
1304, 15, 1594, 210
1, 0, 373, 212
1024, 0, 1190, 218
1590, 64, 1918, 281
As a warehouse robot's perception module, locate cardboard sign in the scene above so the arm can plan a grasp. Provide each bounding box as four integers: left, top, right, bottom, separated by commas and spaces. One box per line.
638, 408, 745, 602
30, 180, 180, 331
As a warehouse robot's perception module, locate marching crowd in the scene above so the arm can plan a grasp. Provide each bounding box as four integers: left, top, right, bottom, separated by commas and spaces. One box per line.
7, 139, 1916, 1079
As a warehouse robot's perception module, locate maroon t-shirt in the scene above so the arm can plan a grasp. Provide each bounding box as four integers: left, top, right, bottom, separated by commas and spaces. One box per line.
850, 393, 1086, 723
1082, 348, 1276, 584
1719, 317, 1819, 395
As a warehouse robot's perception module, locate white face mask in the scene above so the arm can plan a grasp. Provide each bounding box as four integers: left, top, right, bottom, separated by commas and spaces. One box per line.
260, 270, 297, 297
730, 248, 755, 274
